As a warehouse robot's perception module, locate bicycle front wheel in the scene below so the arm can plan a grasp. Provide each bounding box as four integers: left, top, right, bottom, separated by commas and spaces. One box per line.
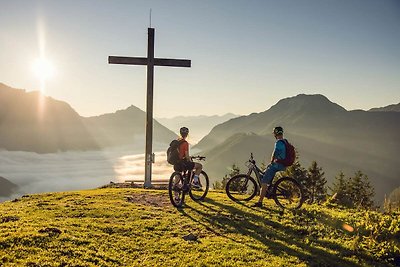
189, 171, 210, 201
226, 174, 258, 202
168, 172, 185, 208
273, 177, 304, 210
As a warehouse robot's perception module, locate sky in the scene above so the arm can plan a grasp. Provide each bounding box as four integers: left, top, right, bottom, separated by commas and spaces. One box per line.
0, 0, 399, 118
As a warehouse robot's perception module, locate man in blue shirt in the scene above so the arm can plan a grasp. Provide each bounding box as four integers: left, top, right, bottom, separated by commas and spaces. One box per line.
253, 126, 287, 207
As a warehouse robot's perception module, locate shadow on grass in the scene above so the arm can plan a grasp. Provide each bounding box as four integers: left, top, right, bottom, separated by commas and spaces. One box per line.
178, 196, 379, 267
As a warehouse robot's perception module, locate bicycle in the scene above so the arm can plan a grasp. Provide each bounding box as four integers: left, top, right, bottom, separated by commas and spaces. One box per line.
168, 156, 209, 208
225, 153, 304, 209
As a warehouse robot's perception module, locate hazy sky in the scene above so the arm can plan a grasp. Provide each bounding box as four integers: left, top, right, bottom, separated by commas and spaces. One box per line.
1, 0, 399, 117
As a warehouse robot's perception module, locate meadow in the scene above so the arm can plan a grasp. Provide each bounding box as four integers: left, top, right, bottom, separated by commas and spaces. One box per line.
0, 188, 399, 266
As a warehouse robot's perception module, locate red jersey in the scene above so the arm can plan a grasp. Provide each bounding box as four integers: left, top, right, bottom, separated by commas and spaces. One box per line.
178, 140, 189, 160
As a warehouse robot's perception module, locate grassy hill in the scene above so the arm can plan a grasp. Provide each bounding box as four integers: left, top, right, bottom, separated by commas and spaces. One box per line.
0, 188, 398, 266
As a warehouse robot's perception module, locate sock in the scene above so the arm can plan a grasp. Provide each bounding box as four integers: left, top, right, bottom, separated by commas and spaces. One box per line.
193, 175, 199, 182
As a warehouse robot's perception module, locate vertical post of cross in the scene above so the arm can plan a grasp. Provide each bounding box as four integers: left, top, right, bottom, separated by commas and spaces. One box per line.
144, 28, 155, 188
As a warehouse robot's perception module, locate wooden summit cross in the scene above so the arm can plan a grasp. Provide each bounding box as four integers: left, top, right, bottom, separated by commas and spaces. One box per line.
108, 28, 191, 188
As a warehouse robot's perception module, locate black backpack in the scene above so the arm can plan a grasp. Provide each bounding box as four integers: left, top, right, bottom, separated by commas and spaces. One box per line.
167, 139, 184, 165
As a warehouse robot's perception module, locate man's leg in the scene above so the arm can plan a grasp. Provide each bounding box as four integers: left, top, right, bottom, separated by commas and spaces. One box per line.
258, 183, 269, 204
253, 164, 278, 206
192, 162, 203, 188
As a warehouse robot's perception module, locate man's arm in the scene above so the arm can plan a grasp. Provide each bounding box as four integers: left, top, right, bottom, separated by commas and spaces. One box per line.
270, 141, 278, 163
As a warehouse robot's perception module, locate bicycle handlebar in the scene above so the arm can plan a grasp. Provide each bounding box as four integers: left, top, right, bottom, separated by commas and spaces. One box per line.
191, 156, 206, 161
249, 153, 256, 164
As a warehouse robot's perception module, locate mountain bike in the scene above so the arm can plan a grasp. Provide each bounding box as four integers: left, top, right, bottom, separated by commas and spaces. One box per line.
168, 156, 209, 208
225, 153, 304, 209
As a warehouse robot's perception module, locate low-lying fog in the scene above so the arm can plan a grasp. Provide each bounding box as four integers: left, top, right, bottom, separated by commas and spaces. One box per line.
0, 143, 177, 202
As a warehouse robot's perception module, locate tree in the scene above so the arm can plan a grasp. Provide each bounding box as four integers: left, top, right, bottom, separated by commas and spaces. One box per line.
330, 171, 352, 206
305, 161, 327, 203
330, 170, 375, 209
349, 170, 375, 209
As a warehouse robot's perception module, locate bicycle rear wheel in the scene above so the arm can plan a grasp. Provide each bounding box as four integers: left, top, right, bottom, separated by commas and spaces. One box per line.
273, 177, 304, 210
189, 171, 209, 201
168, 172, 185, 208
226, 174, 258, 202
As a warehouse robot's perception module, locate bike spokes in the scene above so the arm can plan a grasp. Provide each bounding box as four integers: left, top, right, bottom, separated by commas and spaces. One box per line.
189, 171, 209, 201
226, 175, 258, 201
168, 172, 185, 208
273, 177, 303, 210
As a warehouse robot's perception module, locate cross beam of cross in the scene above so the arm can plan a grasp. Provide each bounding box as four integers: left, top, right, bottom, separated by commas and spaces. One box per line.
108, 28, 191, 188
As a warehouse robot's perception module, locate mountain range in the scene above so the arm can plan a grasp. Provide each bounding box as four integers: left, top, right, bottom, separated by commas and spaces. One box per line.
0, 83, 176, 153
83, 105, 176, 148
369, 103, 400, 112
1, 82, 399, 203
195, 94, 400, 203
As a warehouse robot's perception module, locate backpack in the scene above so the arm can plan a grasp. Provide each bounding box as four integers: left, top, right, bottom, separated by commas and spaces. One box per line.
276, 139, 296, 167
167, 139, 184, 165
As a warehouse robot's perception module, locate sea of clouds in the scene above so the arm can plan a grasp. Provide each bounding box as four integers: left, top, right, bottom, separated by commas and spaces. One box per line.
0, 143, 173, 202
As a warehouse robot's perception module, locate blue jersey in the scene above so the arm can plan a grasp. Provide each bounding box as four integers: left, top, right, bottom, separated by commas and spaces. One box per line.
272, 140, 286, 169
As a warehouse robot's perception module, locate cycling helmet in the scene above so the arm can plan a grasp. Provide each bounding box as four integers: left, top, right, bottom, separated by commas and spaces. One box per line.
273, 126, 284, 135
180, 127, 189, 136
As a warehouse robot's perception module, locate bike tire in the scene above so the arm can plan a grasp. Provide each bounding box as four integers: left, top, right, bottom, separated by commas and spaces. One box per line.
168, 172, 185, 208
273, 176, 304, 210
189, 170, 210, 201
226, 174, 258, 202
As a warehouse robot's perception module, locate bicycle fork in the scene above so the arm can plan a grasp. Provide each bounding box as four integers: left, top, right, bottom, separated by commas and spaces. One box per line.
182, 172, 192, 193
241, 169, 253, 189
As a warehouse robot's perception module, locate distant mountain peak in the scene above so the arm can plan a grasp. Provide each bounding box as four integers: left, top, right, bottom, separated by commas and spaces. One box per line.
268, 94, 346, 114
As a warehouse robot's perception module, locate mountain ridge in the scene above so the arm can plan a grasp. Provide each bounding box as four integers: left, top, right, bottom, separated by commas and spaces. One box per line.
369, 102, 400, 112
0, 83, 176, 153
83, 105, 177, 147
0, 83, 99, 153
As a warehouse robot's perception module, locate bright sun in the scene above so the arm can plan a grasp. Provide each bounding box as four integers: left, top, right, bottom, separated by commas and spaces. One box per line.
32, 58, 55, 81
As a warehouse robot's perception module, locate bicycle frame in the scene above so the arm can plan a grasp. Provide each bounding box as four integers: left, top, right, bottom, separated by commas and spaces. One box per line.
245, 154, 264, 187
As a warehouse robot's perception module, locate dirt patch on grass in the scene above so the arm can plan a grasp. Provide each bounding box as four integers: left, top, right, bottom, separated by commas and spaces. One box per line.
125, 193, 170, 207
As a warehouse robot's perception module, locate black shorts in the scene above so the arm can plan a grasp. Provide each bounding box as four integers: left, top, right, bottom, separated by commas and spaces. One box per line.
174, 160, 195, 172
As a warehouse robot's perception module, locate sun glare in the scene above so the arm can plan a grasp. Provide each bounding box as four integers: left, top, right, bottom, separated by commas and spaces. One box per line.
32, 58, 55, 81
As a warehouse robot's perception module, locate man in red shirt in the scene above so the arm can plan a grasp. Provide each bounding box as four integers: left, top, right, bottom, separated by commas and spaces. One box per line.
174, 127, 203, 188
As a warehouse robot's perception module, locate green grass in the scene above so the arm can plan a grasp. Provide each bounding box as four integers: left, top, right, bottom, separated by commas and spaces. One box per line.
0, 188, 399, 266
